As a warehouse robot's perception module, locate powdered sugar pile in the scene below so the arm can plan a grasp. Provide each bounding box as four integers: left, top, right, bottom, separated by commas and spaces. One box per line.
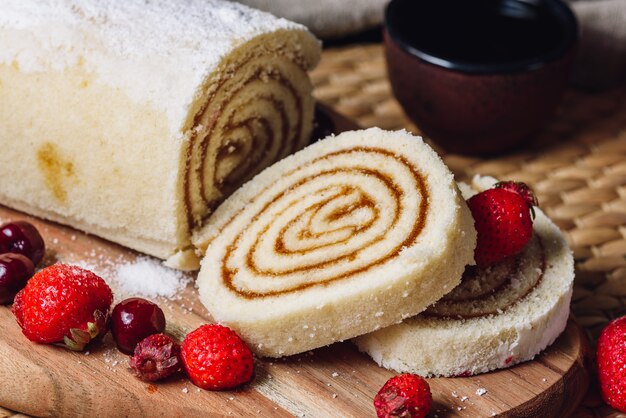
71, 255, 192, 302
114, 257, 191, 300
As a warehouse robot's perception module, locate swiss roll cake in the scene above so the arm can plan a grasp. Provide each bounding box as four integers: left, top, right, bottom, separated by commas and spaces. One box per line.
193, 128, 477, 357
0, 0, 320, 269
354, 175, 574, 377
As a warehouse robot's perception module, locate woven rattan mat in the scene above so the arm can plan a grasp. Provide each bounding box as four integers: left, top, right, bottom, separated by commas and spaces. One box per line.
2, 45, 625, 418
311, 44, 626, 418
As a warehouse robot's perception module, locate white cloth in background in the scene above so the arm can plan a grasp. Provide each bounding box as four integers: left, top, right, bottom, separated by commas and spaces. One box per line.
233, 0, 387, 38
569, 0, 626, 89
233, 0, 626, 88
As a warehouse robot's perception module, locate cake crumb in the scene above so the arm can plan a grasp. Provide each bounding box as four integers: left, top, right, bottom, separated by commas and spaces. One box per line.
451, 391, 458, 398
181, 387, 189, 394
476, 387, 487, 396
332, 393, 337, 399
461, 396, 468, 402
331, 372, 339, 378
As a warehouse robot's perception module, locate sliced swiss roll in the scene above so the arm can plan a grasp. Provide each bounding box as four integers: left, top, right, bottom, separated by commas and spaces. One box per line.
354, 175, 574, 377
193, 128, 477, 357
0, 0, 320, 269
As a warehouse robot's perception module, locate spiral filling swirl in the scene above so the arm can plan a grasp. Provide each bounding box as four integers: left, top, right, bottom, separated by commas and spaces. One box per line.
426, 233, 546, 319
183, 52, 314, 233
204, 147, 429, 298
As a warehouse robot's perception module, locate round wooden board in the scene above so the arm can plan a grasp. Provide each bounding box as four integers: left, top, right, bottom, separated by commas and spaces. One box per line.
0, 197, 592, 418
0, 109, 590, 417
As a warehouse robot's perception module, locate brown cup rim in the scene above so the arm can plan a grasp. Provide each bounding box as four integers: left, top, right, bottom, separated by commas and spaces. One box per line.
384, 0, 579, 75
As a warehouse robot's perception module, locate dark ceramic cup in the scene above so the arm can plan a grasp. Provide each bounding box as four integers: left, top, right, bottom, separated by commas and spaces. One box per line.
384, 0, 578, 155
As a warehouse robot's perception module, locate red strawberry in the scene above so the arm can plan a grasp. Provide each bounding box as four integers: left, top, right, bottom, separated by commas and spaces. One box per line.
181, 324, 254, 390
129, 333, 181, 382
495, 181, 538, 209
12, 264, 113, 351
466, 181, 537, 267
597, 316, 626, 411
374, 374, 432, 418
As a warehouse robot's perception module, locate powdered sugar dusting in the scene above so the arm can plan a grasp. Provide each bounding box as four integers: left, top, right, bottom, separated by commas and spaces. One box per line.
0, 0, 312, 133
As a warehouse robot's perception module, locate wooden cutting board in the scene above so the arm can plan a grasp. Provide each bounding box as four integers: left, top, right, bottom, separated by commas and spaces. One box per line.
0, 110, 590, 417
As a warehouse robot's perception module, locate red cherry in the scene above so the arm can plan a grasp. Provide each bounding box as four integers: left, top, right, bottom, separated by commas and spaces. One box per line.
0, 221, 45, 265
111, 298, 166, 355
0, 253, 35, 304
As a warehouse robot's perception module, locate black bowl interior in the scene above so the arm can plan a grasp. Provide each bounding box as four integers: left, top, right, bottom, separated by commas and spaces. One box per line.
385, 0, 578, 74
